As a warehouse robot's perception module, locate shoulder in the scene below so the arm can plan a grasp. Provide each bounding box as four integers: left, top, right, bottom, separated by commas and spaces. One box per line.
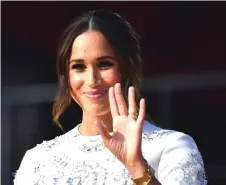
14, 127, 78, 184
30, 126, 77, 154
142, 120, 197, 148
142, 120, 203, 163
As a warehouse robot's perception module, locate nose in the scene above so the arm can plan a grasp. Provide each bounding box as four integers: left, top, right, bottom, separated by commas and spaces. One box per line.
86, 67, 101, 88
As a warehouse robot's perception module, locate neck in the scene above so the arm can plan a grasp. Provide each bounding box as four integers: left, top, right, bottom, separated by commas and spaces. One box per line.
79, 111, 113, 136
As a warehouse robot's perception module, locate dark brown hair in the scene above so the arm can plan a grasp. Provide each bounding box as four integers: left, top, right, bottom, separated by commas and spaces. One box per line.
53, 10, 142, 129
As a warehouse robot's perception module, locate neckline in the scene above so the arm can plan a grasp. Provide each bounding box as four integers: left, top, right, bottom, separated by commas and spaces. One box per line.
75, 124, 102, 139
75, 124, 113, 139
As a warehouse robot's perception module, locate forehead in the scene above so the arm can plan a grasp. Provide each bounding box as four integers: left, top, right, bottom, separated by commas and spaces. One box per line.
70, 30, 117, 59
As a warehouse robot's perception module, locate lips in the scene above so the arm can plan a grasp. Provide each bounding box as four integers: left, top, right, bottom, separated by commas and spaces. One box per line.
84, 90, 107, 99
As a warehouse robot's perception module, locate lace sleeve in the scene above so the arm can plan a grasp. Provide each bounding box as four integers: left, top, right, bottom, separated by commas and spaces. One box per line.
157, 133, 207, 185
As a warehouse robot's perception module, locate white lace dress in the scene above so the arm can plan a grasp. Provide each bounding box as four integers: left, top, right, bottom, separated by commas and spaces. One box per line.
14, 121, 207, 185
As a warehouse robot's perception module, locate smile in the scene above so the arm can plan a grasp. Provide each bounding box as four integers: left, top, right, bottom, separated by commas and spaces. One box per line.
84, 90, 107, 100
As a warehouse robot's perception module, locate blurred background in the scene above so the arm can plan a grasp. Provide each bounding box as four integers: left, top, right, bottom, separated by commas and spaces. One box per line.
2, 1, 226, 185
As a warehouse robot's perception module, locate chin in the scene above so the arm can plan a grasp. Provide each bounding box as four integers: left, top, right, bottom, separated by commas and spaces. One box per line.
83, 104, 110, 117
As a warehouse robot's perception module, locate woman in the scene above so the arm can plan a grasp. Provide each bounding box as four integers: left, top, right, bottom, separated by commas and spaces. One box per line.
14, 10, 207, 185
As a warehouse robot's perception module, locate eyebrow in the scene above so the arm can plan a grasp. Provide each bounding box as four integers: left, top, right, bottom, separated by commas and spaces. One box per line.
69, 56, 117, 63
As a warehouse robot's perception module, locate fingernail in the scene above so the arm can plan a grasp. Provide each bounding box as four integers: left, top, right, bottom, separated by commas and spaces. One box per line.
94, 120, 100, 126
115, 83, 120, 88
95, 120, 105, 128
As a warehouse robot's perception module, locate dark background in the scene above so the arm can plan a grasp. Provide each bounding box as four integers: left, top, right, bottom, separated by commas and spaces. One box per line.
2, 1, 226, 185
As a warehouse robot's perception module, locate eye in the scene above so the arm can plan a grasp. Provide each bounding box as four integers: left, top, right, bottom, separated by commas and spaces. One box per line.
71, 64, 86, 71
98, 61, 114, 68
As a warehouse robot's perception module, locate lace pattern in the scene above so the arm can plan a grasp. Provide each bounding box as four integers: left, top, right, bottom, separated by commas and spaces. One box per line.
171, 148, 207, 185
32, 156, 108, 184
28, 146, 134, 185
142, 129, 169, 142
78, 139, 105, 153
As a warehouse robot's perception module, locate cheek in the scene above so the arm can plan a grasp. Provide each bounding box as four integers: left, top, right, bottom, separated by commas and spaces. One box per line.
102, 69, 122, 85
69, 72, 83, 93
69, 72, 84, 106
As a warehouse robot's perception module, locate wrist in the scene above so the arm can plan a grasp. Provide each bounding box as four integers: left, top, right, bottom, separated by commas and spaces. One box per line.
126, 157, 157, 185
126, 157, 150, 179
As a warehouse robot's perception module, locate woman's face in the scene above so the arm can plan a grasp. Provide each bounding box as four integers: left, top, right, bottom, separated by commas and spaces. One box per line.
69, 30, 122, 116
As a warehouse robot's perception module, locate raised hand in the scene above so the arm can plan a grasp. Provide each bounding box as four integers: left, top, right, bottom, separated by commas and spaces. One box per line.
95, 83, 146, 172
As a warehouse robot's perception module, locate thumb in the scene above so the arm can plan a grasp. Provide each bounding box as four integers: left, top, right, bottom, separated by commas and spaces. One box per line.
95, 120, 111, 146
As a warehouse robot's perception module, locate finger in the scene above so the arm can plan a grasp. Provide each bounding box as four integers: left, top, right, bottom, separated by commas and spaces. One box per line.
114, 83, 128, 116
136, 98, 146, 129
128, 86, 137, 117
95, 120, 111, 146
109, 87, 119, 117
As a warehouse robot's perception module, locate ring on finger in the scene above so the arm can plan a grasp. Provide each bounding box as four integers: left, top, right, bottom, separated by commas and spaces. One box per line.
128, 111, 137, 119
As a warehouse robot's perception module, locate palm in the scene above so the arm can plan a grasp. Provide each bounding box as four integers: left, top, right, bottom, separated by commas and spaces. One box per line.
109, 116, 140, 163
95, 83, 146, 167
